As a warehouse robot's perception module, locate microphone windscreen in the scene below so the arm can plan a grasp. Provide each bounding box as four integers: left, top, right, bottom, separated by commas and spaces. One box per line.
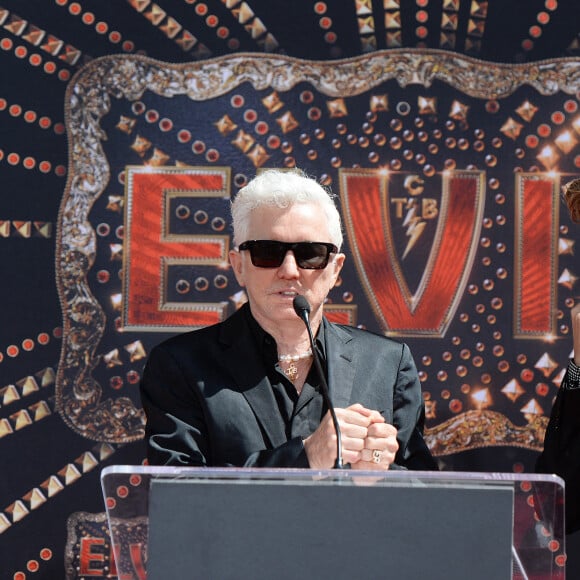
293, 294, 311, 316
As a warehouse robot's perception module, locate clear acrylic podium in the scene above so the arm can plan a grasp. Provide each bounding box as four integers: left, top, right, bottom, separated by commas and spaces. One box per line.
101, 466, 565, 580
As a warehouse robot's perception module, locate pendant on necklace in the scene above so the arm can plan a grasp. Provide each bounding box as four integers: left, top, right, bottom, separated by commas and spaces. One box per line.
284, 362, 299, 383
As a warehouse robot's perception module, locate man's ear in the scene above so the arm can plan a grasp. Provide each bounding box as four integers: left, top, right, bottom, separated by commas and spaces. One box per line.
331, 252, 345, 286
229, 249, 246, 287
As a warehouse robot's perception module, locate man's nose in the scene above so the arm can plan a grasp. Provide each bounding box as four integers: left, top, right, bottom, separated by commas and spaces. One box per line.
277, 250, 300, 277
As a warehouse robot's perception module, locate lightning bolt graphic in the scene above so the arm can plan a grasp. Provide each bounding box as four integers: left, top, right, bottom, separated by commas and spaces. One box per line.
402, 202, 426, 259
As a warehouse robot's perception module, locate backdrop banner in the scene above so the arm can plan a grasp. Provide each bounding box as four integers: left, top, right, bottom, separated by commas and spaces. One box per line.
3, 48, 579, 577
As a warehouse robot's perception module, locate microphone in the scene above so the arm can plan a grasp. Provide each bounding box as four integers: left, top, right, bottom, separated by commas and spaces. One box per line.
293, 295, 344, 469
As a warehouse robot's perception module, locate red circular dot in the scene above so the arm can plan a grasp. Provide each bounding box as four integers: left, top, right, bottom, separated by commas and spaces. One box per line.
0, 149, 5, 161
231, 95, 244, 108
111, 376, 123, 390
520, 368, 534, 382
416, 10, 428, 23
7, 345, 19, 357
146, 110, 159, 123
106, 497, 116, 509
97, 270, 110, 283
178, 130, 192, 143
206, 148, 219, 162
193, 140, 206, 154
255, 121, 269, 135
55, 0, 67, 5
96, 21, 108, 34
267, 135, 281, 149
485, 100, 499, 113
545, 0, 557, 9
416, 26, 428, 38
54, 123, 65, 135
537, 124, 551, 137
0, 352, 3, 363
37, 333, 50, 345
109, 31, 122, 43
307, 107, 322, 121
39, 116, 52, 129
449, 399, 463, 413
537, 11, 550, 24
1, 38, 13, 50
324, 32, 337, 43
55, 165, 67, 176
69, 3, 82, 15
22, 339, 34, 351
23, 157, 36, 169
40, 548, 53, 561
58, 70, 71, 81
522, 39, 534, 51
529, 25, 542, 38
44, 61, 57, 74
28, 560, 40, 572
575, 154, 580, 168
564, 100, 578, 113
29, 53, 42, 66
122, 41, 134, 51
7, 153, 20, 165
53, 327, 63, 339
82, 12, 95, 25
39, 161, 52, 173
551, 111, 565, 124
525, 134, 539, 148
319, 17, 332, 29
9, 105, 22, 117
217, 26, 229, 39
130, 474, 142, 486
548, 540, 560, 552
24, 110, 37, 122
117, 485, 129, 498
15, 46, 27, 58
243, 109, 257, 123
0, 99, 6, 110
314, 2, 327, 15
227, 38, 240, 50
14, 573, 25, 580
520, 481, 532, 492
159, 118, 173, 131
206, 15, 218, 27
196, 3, 208, 15
127, 370, 140, 384
555, 554, 567, 567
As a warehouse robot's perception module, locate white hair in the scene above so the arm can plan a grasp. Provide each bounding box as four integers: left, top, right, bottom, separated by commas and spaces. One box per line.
231, 169, 343, 249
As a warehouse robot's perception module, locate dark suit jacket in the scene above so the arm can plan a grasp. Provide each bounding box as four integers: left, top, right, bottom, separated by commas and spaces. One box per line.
536, 368, 580, 533
140, 303, 437, 470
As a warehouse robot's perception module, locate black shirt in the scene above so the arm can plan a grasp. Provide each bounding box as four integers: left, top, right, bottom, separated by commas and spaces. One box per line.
244, 305, 328, 442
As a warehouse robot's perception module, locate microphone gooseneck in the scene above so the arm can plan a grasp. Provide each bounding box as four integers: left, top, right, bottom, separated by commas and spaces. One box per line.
293, 295, 344, 469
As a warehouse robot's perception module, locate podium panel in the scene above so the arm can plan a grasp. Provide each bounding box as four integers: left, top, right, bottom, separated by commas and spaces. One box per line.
101, 467, 565, 580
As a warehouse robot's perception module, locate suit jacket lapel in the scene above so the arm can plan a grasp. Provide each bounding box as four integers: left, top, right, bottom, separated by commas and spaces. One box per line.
324, 320, 356, 408
218, 306, 288, 448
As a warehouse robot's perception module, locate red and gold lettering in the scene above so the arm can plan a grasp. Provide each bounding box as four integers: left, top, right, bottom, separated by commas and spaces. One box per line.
339, 168, 485, 337
514, 173, 559, 337
123, 167, 231, 330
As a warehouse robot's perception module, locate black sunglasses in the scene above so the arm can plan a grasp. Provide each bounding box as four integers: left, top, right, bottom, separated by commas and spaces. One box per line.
238, 240, 338, 269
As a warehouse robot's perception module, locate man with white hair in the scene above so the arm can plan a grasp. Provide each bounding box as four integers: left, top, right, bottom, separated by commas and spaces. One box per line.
140, 169, 437, 471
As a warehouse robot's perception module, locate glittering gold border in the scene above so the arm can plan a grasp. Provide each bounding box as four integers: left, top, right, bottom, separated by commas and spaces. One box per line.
425, 410, 548, 456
